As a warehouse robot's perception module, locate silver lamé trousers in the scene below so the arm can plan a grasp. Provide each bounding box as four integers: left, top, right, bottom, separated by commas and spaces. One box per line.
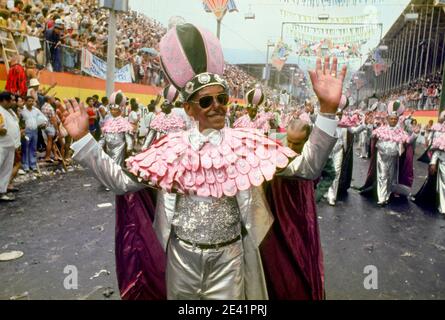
166, 234, 245, 300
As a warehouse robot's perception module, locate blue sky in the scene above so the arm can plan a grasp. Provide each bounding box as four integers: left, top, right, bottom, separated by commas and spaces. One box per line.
128, 0, 410, 70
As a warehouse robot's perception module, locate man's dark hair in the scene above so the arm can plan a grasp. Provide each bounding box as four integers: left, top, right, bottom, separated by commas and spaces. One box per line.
25, 95, 34, 101
101, 97, 109, 105
92, 94, 99, 100
0, 91, 13, 102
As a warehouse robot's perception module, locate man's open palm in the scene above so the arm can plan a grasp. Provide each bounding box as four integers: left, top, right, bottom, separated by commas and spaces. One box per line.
308, 56, 347, 114
62, 99, 89, 141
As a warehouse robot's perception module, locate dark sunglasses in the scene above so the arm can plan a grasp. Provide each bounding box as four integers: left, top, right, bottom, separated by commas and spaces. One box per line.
189, 93, 229, 109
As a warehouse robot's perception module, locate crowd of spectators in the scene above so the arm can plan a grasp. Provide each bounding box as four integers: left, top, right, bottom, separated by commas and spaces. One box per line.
0, 0, 269, 99
379, 70, 442, 110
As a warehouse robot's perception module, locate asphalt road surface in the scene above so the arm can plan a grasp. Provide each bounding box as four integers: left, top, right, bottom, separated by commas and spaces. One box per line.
0, 146, 444, 300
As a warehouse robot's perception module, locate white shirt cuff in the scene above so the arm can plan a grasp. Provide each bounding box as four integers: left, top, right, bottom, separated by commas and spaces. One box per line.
71, 133, 94, 154
315, 115, 338, 138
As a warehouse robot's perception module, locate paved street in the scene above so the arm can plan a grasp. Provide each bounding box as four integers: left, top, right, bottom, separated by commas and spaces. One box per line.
0, 146, 444, 300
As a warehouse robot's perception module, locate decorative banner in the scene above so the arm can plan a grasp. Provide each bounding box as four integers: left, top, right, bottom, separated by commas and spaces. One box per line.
280, 10, 376, 24
271, 40, 292, 71
81, 49, 133, 83
202, 0, 238, 20
371, 47, 388, 76
279, 0, 383, 6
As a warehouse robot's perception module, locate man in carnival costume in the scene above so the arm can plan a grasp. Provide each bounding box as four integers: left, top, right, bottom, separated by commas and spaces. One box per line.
62, 23, 346, 300
98, 91, 134, 167
358, 110, 375, 159
142, 85, 186, 150
359, 100, 416, 206
262, 117, 325, 299
325, 97, 366, 206
233, 88, 274, 135
418, 111, 445, 164
413, 112, 445, 214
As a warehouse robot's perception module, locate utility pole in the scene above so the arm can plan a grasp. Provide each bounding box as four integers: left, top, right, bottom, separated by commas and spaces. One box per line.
106, 2, 117, 98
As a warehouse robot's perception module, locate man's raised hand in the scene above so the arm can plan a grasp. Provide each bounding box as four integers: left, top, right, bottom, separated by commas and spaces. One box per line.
308, 56, 347, 114
61, 99, 89, 141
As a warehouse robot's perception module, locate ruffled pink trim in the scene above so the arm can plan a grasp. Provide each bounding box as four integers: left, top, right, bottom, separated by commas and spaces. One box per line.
373, 125, 410, 144
150, 113, 186, 133
126, 128, 297, 198
101, 117, 134, 133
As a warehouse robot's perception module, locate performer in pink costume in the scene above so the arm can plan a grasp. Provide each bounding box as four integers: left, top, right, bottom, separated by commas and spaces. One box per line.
62, 23, 346, 300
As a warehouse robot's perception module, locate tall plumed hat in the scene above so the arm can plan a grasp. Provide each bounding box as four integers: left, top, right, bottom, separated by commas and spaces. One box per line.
387, 100, 405, 117
109, 90, 127, 109
246, 88, 265, 108
162, 85, 179, 104
159, 23, 228, 102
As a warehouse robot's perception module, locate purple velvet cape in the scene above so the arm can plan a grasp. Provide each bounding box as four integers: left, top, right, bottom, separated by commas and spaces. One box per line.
114, 179, 324, 300
262, 177, 324, 300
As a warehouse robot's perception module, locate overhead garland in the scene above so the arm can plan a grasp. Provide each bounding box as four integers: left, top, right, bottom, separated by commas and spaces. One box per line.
279, 0, 383, 6
280, 10, 377, 24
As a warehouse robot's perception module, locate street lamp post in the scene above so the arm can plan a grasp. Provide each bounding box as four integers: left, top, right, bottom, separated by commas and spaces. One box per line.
264, 41, 275, 86
106, 7, 117, 98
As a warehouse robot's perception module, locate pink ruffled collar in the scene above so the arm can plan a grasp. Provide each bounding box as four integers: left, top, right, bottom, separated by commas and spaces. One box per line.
373, 125, 409, 143
150, 113, 186, 133
101, 117, 134, 133
126, 127, 297, 198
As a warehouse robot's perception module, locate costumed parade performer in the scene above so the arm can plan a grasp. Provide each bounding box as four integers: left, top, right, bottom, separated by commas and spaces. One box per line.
418, 111, 445, 164
142, 85, 186, 150
98, 91, 134, 167
358, 100, 416, 206
233, 88, 274, 134
62, 23, 346, 300
413, 114, 445, 214
325, 98, 365, 206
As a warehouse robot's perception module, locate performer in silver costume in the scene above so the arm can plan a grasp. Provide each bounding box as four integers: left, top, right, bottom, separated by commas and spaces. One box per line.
325, 114, 365, 206
98, 102, 133, 167
373, 102, 417, 206
62, 23, 347, 300
358, 112, 374, 159
429, 148, 445, 214
142, 85, 185, 150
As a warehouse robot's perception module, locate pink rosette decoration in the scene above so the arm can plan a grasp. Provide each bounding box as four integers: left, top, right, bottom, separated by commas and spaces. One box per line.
431, 123, 445, 133
101, 117, 134, 134
338, 113, 361, 128
150, 113, 186, 133
432, 133, 445, 151
126, 128, 297, 198
373, 125, 410, 144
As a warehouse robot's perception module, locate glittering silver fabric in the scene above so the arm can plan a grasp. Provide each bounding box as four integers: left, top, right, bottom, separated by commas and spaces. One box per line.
431, 150, 445, 214
376, 149, 399, 204
376, 140, 400, 156
99, 132, 132, 167
326, 146, 344, 205
173, 195, 241, 244
166, 234, 244, 300
359, 125, 372, 158
437, 159, 445, 214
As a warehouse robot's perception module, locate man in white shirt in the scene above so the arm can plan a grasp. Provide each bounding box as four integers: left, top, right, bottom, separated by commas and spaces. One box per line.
19, 96, 48, 172
0, 92, 20, 201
